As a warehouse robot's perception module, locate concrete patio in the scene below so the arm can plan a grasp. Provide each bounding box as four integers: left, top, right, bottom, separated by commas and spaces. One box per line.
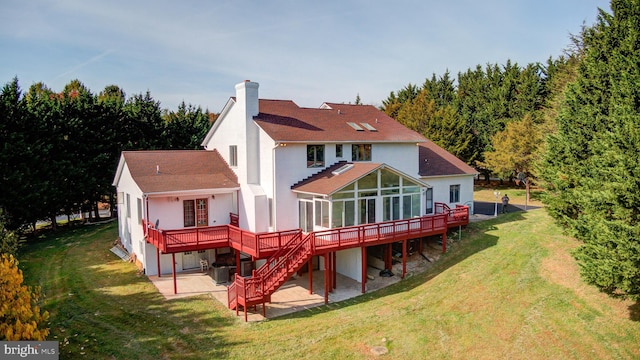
148, 244, 443, 322
146, 202, 506, 322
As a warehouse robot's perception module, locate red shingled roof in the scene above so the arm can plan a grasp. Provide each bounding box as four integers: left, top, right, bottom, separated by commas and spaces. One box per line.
418, 141, 477, 177
291, 162, 382, 196
253, 100, 426, 143
122, 150, 239, 194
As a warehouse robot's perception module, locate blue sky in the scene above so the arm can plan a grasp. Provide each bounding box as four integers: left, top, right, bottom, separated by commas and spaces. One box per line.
1, 0, 609, 112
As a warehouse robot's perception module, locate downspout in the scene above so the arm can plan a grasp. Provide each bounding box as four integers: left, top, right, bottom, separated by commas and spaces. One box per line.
144, 194, 149, 236
272, 142, 279, 231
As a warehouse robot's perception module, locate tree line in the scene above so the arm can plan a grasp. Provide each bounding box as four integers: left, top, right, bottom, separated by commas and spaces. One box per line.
383, 0, 639, 301
381, 57, 579, 183
0, 79, 214, 232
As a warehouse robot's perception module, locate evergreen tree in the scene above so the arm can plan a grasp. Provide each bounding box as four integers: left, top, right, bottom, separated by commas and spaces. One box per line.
99, 85, 127, 217
396, 88, 472, 159
422, 71, 456, 107
381, 83, 419, 119
122, 91, 165, 150
540, 0, 640, 300
162, 101, 211, 149
0, 78, 32, 229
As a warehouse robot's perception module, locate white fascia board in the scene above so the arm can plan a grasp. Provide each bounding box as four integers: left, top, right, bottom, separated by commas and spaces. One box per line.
144, 187, 240, 198
112, 153, 127, 186
420, 173, 478, 180
201, 97, 236, 147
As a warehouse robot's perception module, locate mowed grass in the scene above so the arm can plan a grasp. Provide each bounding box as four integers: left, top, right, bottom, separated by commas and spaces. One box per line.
19, 210, 640, 359
474, 183, 544, 207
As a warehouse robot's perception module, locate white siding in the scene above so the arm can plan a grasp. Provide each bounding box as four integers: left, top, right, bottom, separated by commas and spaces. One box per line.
421, 174, 475, 214
336, 248, 363, 283
114, 164, 145, 266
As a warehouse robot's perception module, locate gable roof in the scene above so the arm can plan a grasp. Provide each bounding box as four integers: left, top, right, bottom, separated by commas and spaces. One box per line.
254, 100, 426, 143
418, 141, 478, 177
292, 161, 429, 196
114, 149, 239, 194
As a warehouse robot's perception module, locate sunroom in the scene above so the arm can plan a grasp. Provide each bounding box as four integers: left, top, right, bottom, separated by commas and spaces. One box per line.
292, 162, 432, 232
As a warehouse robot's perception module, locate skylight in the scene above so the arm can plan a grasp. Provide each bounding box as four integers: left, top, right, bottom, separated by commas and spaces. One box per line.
332, 164, 354, 175
360, 122, 377, 131
347, 122, 364, 131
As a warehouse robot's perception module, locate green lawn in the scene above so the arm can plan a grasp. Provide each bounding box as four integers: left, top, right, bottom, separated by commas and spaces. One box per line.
19, 210, 639, 359
473, 183, 545, 207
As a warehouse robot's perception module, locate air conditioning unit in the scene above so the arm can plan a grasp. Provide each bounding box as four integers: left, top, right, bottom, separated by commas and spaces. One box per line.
240, 261, 253, 277
211, 267, 229, 284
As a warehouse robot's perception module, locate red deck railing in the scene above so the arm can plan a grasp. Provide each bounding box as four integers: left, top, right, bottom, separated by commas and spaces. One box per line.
226, 212, 454, 318
145, 204, 469, 257
436, 203, 470, 227
145, 204, 469, 320
312, 214, 448, 253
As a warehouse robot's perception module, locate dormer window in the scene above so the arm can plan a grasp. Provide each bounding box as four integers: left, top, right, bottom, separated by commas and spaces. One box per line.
307, 145, 325, 168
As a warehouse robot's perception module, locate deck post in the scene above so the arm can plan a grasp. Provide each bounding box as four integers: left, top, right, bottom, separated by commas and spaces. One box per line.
324, 254, 329, 304
361, 246, 366, 293
172, 253, 177, 294
236, 250, 241, 269
332, 252, 337, 290
402, 239, 407, 279
385, 243, 392, 270
327, 252, 333, 292
308, 256, 313, 294
442, 231, 447, 253
308, 259, 313, 294
157, 248, 161, 278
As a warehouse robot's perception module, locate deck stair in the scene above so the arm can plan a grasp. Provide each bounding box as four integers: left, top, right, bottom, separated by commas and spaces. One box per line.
144, 204, 469, 320
228, 231, 313, 321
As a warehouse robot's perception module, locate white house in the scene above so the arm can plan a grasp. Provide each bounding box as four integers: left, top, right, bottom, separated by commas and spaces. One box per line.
112, 150, 240, 275
113, 80, 476, 319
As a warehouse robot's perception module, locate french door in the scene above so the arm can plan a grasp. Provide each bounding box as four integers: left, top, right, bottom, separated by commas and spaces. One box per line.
359, 197, 376, 224
183, 198, 208, 227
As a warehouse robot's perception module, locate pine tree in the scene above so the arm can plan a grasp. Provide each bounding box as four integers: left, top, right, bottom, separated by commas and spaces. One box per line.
396, 88, 472, 159
540, 0, 640, 300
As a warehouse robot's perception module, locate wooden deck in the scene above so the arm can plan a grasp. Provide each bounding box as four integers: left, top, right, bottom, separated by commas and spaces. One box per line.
144, 203, 469, 320
144, 203, 469, 258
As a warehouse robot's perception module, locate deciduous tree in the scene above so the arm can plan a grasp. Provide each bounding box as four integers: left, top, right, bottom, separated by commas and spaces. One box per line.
0, 254, 49, 340
481, 114, 540, 180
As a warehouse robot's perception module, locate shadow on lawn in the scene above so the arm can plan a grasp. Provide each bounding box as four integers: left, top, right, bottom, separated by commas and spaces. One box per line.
21, 223, 243, 360
629, 301, 640, 322
273, 210, 529, 322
